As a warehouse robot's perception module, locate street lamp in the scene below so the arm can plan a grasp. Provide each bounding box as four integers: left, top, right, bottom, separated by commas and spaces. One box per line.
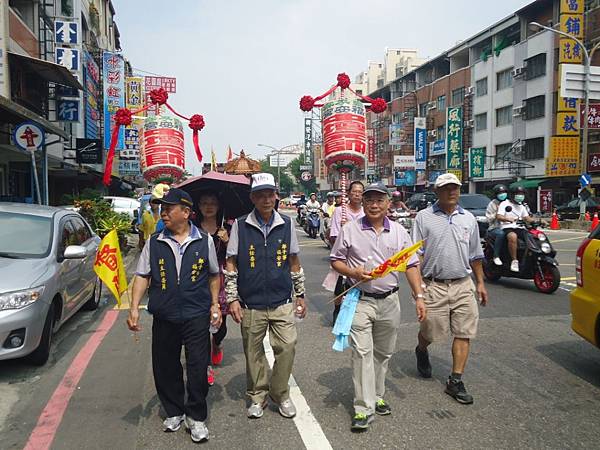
257, 143, 298, 190
529, 22, 600, 174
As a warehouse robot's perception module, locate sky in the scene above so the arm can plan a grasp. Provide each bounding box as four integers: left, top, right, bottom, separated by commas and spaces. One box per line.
114, 0, 533, 175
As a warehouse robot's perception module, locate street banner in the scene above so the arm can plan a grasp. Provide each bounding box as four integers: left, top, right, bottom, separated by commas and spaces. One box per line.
394, 169, 416, 186
389, 123, 405, 146
93, 230, 128, 306
414, 117, 427, 170
304, 118, 313, 167
539, 189, 553, 213
103, 52, 125, 150
126, 77, 144, 111
545, 136, 580, 176
393, 155, 415, 169
367, 129, 375, 163
446, 106, 463, 171
469, 147, 485, 178
83, 50, 100, 139
144, 76, 176, 116
580, 103, 600, 129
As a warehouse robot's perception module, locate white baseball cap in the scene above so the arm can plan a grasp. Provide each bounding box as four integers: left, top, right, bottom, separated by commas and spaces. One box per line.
251, 173, 277, 192
434, 173, 461, 188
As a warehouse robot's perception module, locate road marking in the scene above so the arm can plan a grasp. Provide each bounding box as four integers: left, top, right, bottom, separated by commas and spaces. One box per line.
24, 309, 120, 450
263, 334, 332, 450
561, 276, 576, 281
551, 236, 586, 243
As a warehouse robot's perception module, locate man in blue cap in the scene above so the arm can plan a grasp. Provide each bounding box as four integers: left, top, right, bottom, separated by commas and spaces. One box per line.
128, 188, 221, 443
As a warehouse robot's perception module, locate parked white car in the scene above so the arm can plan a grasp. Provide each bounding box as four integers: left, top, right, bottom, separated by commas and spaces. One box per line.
103, 196, 140, 220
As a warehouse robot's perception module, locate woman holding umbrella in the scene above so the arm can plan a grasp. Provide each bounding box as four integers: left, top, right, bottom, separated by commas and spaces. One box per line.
196, 191, 230, 385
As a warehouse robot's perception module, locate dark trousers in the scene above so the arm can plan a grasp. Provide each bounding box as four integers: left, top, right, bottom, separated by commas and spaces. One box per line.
152, 315, 210, 421
212, 315, 227, 347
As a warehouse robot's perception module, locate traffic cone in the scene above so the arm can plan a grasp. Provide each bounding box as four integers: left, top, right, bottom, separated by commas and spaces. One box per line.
585, 211, 591, 221
592, 212, 599, 231
550, 210, 560, 230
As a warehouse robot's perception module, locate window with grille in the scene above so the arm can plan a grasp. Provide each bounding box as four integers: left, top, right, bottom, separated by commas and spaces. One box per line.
523, 137, 544, 160
419, 103, 428, 117
436, 125, 446, 140
497, 68, 513, 91
525, 53, 546, 80
524, 95, 545, 120
496, 105, 512, 127
475, 113, 487, 131
476, 78, 488, 97
496, 143, 512, 161
451, 87, 465, 105
437, 95, 446, 111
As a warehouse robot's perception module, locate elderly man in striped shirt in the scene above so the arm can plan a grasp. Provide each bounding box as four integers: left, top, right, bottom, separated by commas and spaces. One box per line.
412, 173, 488, 405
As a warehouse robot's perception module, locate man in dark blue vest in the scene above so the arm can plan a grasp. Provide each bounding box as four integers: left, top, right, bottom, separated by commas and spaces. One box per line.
128, 188, 221, 443
224, 173, 306, 420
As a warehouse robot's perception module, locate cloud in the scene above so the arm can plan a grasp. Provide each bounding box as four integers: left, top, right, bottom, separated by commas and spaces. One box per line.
114, 0, 532, 175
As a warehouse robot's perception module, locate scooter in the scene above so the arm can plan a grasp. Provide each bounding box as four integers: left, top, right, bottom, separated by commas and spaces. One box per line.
296, 204, 307, 227
483, 213, 560, 294
388, 208, 413, 234
321, 212, 332, 248
304, 208, 320, 239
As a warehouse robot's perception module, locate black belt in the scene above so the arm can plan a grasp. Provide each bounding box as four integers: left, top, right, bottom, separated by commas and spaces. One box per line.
424, 276, 467, 284
360, 286, 399, 299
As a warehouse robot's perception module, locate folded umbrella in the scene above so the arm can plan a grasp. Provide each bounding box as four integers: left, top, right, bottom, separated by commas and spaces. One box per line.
331, 288, 361, 352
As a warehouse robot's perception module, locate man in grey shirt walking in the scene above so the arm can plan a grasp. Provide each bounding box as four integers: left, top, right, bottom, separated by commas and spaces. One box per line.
412, 173, 489, 404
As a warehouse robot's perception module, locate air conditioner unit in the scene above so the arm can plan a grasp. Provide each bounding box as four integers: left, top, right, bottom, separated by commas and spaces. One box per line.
465, 86, 475, 96
464, 119, 474, 128
512, 67, 525, 78
513, 105, 525, 117
427, 130, 437, 138
428, 101, 437, 110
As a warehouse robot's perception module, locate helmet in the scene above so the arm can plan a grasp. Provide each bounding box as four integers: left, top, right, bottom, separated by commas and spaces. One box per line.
392, 191, 402, 199
333, 191, 341, 197
326, 192, 335, 198
493, 184, 508, 195
511, 186, 526, 194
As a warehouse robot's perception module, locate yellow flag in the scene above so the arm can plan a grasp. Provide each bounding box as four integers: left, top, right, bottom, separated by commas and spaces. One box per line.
93, 229, 128, 306
370, 240, 423, 279
211, 147, 217, 171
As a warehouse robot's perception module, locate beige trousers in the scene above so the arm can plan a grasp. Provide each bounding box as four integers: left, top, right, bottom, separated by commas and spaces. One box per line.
350, 292, 401, 415
241, 302, 297, 404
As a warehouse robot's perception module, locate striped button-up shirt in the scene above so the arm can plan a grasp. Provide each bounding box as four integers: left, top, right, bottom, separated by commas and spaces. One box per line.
412, 202, 484, 280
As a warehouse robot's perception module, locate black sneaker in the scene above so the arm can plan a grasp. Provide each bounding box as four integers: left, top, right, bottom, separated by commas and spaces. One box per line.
332, 304, 341, 326
375, 399, 391, 416
415, 346, 432, 378
445, 378, 474, 404
350, 413, 374, 431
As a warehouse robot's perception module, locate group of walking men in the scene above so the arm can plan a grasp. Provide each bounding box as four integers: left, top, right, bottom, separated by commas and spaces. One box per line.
127, 170, 489, 442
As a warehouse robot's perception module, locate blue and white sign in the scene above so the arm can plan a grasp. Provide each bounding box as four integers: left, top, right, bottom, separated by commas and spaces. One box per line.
55, 47, 80, 71
55, 21, 78, 44
394, 169, 416, 186
414, 117, 427, 170
57, 99, 79, 122
580, 173, 592, 186
13, 121, 45, 151
428, 170, 443, 183
430, 140, 446, 156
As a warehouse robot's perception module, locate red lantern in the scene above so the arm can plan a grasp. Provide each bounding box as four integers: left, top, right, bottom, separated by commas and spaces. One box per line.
140, 115, 185, 184
322, 98, 367, 172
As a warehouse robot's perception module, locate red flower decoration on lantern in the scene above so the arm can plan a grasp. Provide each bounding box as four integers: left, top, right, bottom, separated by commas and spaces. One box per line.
369, 98, 387, 114
300, 95, 315, 112
149, 87, 169, 105
114, 108, 132, 126
188, 114, 205, 131
337, 73, 351, 89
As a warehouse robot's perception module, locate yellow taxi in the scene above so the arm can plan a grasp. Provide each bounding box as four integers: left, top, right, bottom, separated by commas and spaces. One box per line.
570, 226, 600, 347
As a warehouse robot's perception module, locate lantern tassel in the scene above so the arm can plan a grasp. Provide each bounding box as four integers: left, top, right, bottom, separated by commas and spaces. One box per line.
103, 124, 122, 186
192, 130, 203, 162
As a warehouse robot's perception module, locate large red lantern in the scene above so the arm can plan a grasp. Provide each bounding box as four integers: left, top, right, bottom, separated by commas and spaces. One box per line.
140, 115, 185, 184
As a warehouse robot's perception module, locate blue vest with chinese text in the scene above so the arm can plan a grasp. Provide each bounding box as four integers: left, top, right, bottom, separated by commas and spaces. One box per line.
147, 234, 211, 322
236, 215, 293, 309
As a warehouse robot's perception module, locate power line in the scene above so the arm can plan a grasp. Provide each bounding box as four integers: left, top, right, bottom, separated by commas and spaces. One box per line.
131, 66, 172, 77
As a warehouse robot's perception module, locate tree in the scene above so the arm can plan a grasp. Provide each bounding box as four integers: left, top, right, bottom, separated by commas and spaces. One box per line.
259, 159, 296, 196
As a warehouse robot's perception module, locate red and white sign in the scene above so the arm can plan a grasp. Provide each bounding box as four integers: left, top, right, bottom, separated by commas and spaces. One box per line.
300, 171, 312, 181
141, 116, 185, 183
14, 122, 44, 151
322, 98, 367, 170
588, 153, 600, 173
539, 189, 553, 213
144, 76, 177, 116
580, 103, 600, 129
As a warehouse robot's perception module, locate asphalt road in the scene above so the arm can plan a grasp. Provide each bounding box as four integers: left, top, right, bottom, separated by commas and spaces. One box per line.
1, 222, 599, 450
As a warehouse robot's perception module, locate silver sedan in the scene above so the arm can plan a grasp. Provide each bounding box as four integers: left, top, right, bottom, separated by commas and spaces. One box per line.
0, 203, 101, 365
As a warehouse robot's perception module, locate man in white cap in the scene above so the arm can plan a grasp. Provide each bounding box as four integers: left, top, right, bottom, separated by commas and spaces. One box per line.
224, 173, 306, 420
411, 173, 488, 405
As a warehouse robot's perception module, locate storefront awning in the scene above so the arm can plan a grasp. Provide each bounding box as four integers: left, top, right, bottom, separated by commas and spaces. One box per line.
8, 52, 83, 90
509, 179, 549, 189
0, 95, 68, 139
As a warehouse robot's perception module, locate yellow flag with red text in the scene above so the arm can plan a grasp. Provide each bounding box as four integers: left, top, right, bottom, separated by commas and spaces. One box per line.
93, 230, 128, 306
369, 240, 423, 279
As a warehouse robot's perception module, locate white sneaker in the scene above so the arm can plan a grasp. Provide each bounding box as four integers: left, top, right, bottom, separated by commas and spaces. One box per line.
277, 398, 297, 418
493, 257, 502, 266
163, 415, 184, 432
185, 416, 209, 442
510, 260, 519, 272
247, 400, 268, 418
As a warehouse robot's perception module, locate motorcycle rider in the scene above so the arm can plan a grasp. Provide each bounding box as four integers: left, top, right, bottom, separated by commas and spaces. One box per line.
389, 190, 409, 213
322, 192, 335, 217
306, 193, 321, 211
296, 194, 307, 224
496, 186, 534, 272
486, 184, 508, 266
